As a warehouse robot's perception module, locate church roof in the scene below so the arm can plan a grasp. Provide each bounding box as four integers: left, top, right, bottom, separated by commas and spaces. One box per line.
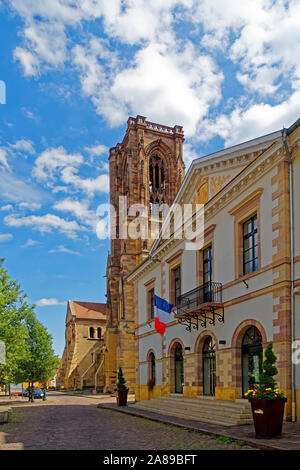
69, 301, 106, 320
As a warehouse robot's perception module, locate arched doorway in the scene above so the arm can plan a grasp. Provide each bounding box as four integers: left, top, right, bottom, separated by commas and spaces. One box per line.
242, 326, 263, 395
174, 343, 184, 393
203, 336, 216, 396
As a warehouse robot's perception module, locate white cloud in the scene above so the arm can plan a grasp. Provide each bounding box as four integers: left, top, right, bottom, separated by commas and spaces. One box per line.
49, 245, 80, 256
8, 0, 300, 148
53, 198, 96, 228
0, 233, 13, 243
4, 213, 84, 239
74, 37, 223, 136
14, 47, 40, 76
0, 149, 9, 170
21, 107, 37, 120
85, 143, 108, 158
0, 204, 13, 211
197, 88, 300, 147
21, 238, 41, 248
35, 297, 66, 307
19, 202, 41, 211
9, 139, 35, 155
0, 170, 44, 204
32, 146, 83, 181
60, 167, 109, 196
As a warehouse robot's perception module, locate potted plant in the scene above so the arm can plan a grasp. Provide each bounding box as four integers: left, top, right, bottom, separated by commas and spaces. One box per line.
245, 342, 287, 438
116, 366, 129, 406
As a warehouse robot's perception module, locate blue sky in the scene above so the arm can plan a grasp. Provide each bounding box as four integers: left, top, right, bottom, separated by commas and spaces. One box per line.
0, 0, 300, 356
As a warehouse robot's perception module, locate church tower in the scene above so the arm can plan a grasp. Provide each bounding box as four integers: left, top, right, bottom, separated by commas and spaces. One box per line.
104, 115, 185, 391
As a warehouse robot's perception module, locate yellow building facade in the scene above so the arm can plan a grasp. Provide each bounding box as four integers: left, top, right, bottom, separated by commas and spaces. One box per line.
128, 119, 300, 422
57, 301, 106, 390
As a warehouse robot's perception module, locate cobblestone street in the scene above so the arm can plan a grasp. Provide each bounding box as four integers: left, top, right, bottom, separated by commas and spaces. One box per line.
0, 393, 254, 450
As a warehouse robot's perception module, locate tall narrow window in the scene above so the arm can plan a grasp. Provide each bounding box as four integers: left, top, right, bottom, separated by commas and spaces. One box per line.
97, 327, 102, 339
173, 266, 181, 306
243, 215, 258, 275
203, 245, 212, 302
149, 352, 156, 381
147, 288, 155, 320
149, 155, 166, 215
89, 327, 94, 339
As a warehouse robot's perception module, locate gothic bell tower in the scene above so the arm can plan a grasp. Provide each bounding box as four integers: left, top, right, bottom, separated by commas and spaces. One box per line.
104, 115, 185, 391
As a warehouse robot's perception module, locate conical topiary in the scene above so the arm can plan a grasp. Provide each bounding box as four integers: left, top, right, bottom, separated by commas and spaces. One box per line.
258, 342, 278, 389
116, 366, 128, 391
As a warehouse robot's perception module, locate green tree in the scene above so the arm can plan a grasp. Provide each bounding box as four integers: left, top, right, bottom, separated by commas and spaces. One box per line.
14, 317, 60, 400
258, 342, 278, 389
0, 259, 35, 385
116, 366, 128, 391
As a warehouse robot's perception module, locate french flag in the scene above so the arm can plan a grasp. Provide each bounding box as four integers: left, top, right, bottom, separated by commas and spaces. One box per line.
154, 295, 173, 335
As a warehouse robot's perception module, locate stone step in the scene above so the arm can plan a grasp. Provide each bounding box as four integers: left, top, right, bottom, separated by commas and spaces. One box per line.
168, 394, 251, 409
132, 400, 252, 422
156, 397, 251, 414
141, 401, 252, 420
130, 396, 253, 426
130, 403, 253, 426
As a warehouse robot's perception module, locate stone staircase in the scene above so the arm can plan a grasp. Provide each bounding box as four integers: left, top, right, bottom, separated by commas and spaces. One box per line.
130, 394, 253, 427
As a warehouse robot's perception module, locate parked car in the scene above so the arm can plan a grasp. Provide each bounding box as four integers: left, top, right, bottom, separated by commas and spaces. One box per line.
23, 388, 44, 399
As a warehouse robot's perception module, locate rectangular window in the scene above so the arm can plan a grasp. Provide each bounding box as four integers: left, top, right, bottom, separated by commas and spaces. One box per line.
203, 245, 212, 302
173, 265, 181, 306
243, 215, 258, 275
149, 288, 155, 320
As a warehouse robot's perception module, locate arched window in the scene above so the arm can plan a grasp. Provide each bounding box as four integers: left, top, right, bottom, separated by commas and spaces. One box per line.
89, 327, 94, 339
242, 326, 263, 394
97, 327, 102, 339
149, 155, 165, 192
149, 155, 166, 216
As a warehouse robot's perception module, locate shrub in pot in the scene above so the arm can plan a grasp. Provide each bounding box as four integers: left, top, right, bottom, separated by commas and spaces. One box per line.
245, 342, 286, 438
116, 366, 129, 406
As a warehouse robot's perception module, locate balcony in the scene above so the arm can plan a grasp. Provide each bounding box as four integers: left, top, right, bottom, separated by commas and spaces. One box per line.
175, 281, 224, 332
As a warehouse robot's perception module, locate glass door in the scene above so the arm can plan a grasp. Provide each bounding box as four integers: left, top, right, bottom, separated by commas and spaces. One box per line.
242, 326, 263, 395
203, 337, 216, 396
174, 344, 184, 393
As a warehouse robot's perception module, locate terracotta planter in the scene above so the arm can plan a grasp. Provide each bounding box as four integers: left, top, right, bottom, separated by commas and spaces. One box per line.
116, 389, 128, 406
249, 398, 287, 437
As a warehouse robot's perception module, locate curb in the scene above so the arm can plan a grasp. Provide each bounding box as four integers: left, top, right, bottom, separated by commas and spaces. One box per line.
0, 407, 11, 424
97, 403, 288, 451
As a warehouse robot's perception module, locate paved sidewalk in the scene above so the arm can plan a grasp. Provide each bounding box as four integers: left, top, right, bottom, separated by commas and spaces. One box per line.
98, 402, 300, 451
0, 393, 255, 450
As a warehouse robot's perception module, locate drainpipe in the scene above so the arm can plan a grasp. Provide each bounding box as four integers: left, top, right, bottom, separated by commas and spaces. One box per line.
282, 128, 296, 422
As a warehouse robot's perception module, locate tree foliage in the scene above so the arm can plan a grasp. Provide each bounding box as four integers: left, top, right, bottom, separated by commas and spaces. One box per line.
116, 366, 128, 391
0, 259, 35, 384
258, 342, 278, 389
0, 259, 59, 386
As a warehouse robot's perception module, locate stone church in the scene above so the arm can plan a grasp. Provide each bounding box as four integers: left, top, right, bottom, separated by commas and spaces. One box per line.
57, 301, 106, 390
104, 115, 186, 391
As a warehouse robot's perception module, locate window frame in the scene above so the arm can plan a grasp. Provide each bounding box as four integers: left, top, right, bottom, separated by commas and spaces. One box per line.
229, 188, 263, 280
242, 214, 258, 275
145, 278, 156, 322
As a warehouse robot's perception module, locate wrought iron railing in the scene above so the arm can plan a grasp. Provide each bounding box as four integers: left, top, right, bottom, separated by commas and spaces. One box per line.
176, 281, 223, 316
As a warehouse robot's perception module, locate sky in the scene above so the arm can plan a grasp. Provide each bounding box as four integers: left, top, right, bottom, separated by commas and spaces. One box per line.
0, 0, 300, 357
